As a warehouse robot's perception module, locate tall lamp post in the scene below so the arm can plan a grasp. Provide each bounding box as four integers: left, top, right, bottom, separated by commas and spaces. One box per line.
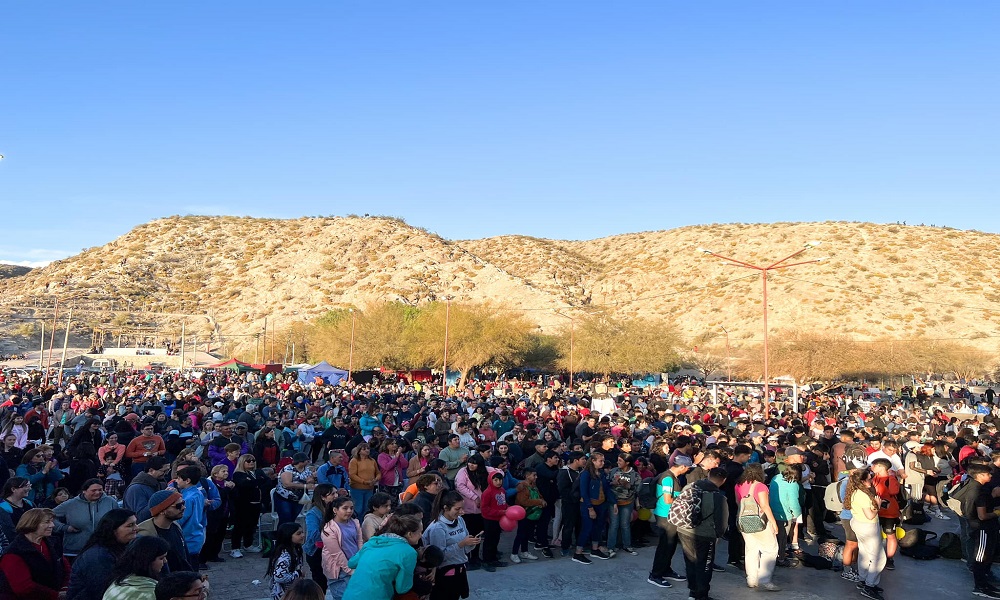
442, 296, 453, 396
697, 242, 825, 415
347, 309, 356, 383
554, 311, 575, 390
720, 325, 732, 382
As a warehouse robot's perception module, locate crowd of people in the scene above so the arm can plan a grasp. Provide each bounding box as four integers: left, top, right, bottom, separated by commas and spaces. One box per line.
0, 365, 996, 600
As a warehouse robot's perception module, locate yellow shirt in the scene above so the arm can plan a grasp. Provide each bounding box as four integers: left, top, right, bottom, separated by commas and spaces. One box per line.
850, 490, 878, 523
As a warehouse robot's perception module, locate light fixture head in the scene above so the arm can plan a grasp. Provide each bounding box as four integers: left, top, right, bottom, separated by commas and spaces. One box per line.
696, 247, 714, 255
814, 256, 829, 263
805, 240, 822, 249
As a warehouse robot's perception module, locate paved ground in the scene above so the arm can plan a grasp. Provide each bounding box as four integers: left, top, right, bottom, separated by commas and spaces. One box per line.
209, 513, 974, 600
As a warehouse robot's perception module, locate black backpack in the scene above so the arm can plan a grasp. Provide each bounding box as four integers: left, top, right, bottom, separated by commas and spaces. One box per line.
898, 528, 939, 560
637, 473, 666, 509
902, 500, 930, 525
938, 532, 963, 560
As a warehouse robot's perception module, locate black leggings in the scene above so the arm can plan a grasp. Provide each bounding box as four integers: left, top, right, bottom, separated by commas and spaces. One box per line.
464, 513, 484, 564
306, 550, 327, 593
230, 507, 260, 550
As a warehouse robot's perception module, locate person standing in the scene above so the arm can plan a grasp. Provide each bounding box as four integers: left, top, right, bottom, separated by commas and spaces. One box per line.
961, 464, 1000, 599
735, 464, 780, 592
125, 421, 166, 478
845, 468, 886, 600
557, 451, 585, 557
573, 451, 615, 564
53, 478, 119, 560
0, 508, 69, 600
230, 454, 266, 558
347, 446, 379, 518
423, 490, 481, 600
136, 490, 193, 573
675, 468, 729, 600
647, 454, 694, 588
174, 466, 207, 570
454, 454, 491, 569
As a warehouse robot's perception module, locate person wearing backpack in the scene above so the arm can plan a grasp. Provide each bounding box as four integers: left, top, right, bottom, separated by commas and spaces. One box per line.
960, 463, 1000, 598
845, 468, 886, 600
735, 463, 780, 592
675, 467, 729, 600
647, 454, 694, 588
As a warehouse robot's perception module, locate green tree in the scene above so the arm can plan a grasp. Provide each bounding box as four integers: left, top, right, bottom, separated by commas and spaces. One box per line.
560, 312, 681, 375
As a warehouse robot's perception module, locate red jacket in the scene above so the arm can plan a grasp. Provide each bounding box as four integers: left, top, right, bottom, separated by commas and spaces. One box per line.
481, 481, 509, 521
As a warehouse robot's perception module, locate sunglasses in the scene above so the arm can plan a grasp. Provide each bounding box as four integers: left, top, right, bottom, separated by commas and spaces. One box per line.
171, 502, 186, 509
245, 459, 256, 463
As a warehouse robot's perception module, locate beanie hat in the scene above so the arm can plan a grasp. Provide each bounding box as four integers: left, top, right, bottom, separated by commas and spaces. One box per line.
148, 490, 182, 516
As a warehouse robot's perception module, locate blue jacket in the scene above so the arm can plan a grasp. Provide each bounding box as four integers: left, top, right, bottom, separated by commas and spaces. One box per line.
304, 506, 324, 557
316, 463, 349, 490
768, 475, 801, 521
578, 469, 616, 508
343, 534, 417, 600
16, 462, 64, 505
179, 485, 207, 553
359, 413, 382, 437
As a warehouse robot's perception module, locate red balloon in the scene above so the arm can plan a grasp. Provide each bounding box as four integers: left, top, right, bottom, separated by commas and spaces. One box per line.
499, 516, 517, 532
505, 505, 526, 521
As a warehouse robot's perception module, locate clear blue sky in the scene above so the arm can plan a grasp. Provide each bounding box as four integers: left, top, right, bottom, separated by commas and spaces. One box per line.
2, 2, 998, 266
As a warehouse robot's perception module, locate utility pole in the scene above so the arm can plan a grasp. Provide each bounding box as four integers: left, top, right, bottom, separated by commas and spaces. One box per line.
57, 308, 73, 387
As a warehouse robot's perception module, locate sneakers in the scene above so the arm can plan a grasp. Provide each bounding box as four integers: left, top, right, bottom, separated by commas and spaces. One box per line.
760, 582, 782, 592
246, 545, 262, 553
229, 549, 244, 559
572, 553, 593, 565
885, 557, 895, 570
534, 544, 548, 551
973, 588, 1000, 599
518, 552, 539, 561
622, 547, 638, 556
932, 509, 952, 520
560, 549, 570, 557
541, 548, 554, 559
665, 570, 687, 582
590, 549, 610, 560
647, 576, 672, 588
607, 550, 617, 559
860, 585, 885, 600
484, 563, 497, 572
510, 553, 522, 564
710, 562, 726, 572
841, 568, 862, 582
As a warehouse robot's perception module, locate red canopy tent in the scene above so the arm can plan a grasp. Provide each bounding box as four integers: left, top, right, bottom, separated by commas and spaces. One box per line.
251, 363, 284, 374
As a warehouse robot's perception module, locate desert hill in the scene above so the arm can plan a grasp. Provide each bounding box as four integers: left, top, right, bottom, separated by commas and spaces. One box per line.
0, 265, 31, 279
1, 217, 998, 354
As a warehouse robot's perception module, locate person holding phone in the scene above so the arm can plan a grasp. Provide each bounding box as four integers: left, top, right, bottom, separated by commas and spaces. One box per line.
846, 468, 885, 600
423, 490, 481, 600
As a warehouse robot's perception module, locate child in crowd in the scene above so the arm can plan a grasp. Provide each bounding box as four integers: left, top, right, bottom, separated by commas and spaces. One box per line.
511, 467, 545, 562
267, 522, 305, 600
480, 471, 509, 572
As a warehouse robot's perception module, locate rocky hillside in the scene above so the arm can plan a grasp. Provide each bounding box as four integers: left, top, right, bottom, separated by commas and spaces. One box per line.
1, 217, 998, 352
0, 265, 31, 279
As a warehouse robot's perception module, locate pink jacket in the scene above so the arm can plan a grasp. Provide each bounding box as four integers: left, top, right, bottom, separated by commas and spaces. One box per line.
455, 466, 499, 515
321, 518, 362, 579
376, 453, 408, 487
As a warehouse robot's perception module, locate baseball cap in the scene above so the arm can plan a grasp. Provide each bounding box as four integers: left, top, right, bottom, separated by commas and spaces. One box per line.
674, 455, 695, 468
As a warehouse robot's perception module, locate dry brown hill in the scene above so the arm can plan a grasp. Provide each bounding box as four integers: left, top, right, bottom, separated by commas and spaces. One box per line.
0, 265, 31, 279
2, 217, 998, 354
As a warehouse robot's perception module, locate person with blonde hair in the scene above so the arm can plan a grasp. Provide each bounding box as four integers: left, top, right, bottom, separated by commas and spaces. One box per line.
231, 454, 266, 557
845, 468, 884, 600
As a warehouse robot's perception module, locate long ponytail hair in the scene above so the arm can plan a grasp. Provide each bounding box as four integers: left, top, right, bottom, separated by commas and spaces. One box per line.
431, 490, 464, 523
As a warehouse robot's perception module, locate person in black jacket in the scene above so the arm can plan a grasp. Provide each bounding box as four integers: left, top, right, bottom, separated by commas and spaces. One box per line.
231, 454, 268, 556
411, 474, 445, 529
557, 451, 585, 556
534, 451, 561, 558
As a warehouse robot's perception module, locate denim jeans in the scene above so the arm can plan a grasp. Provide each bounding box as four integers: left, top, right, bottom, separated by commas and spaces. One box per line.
607, 503, 633, 550
578, 503, 609, 549
275, 495, 303, 526
325, 573, 350, 600
350, 488, 374, 517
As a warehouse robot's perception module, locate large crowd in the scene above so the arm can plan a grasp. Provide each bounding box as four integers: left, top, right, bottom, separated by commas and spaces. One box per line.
0, 365, 996, 600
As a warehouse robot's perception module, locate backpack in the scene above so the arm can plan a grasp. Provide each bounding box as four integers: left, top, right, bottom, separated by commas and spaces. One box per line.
898, 528, 939, 560
667, 481, 712, 529
938, 531, 963, 560
902, 500, 929, 525
824, 476, 847, 513
637, 473, 666, 509
945, 478, 970, 514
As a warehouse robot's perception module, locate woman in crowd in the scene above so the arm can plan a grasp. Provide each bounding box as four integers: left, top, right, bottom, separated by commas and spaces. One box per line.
199, 464, 233, 564
41, 487, 70, 510
303, 483, 336, 593
0, 477, 34, 548
275, 453, 316, 526
231, 454, 266, 557
321, 495, 362, 600
195, 419, 217, 461
253, 427, 280, 469
3, 415, 28, 449
607, 452, 640, 555
341, 514, 422, 600
574, 451, 615, 564
454, 454, 491, 569
54, 478, 119, 560
266, 522, 306, 600
735, 463, 781, 592
376, 439, 408, 503
97, 432, 126, 499
845, 468, 885, 600
407, 444, 433, 480
423, 490, 480, 600
17, 448, 64, 505
0, 508, 69, 600
768, 462, 802, 565
100, 535, 171, 600
348, 444, 379, 516
67, 508, 138, 600
361, 492, 393, 543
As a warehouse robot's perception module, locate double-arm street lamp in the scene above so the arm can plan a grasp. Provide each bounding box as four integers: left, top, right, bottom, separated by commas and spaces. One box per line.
697, 242, 826, 415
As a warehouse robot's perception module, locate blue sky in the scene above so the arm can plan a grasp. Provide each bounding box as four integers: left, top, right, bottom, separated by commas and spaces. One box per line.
1, 2, 998, 266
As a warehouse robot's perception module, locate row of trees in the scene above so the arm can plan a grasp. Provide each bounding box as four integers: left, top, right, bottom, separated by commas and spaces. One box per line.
266, 301, 997, 386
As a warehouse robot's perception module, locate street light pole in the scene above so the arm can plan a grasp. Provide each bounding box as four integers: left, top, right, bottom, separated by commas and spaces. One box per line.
348, 309, 356, 383
698, 242, 825, 416
721, 325, 732, 382
442, 297, 452, 395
